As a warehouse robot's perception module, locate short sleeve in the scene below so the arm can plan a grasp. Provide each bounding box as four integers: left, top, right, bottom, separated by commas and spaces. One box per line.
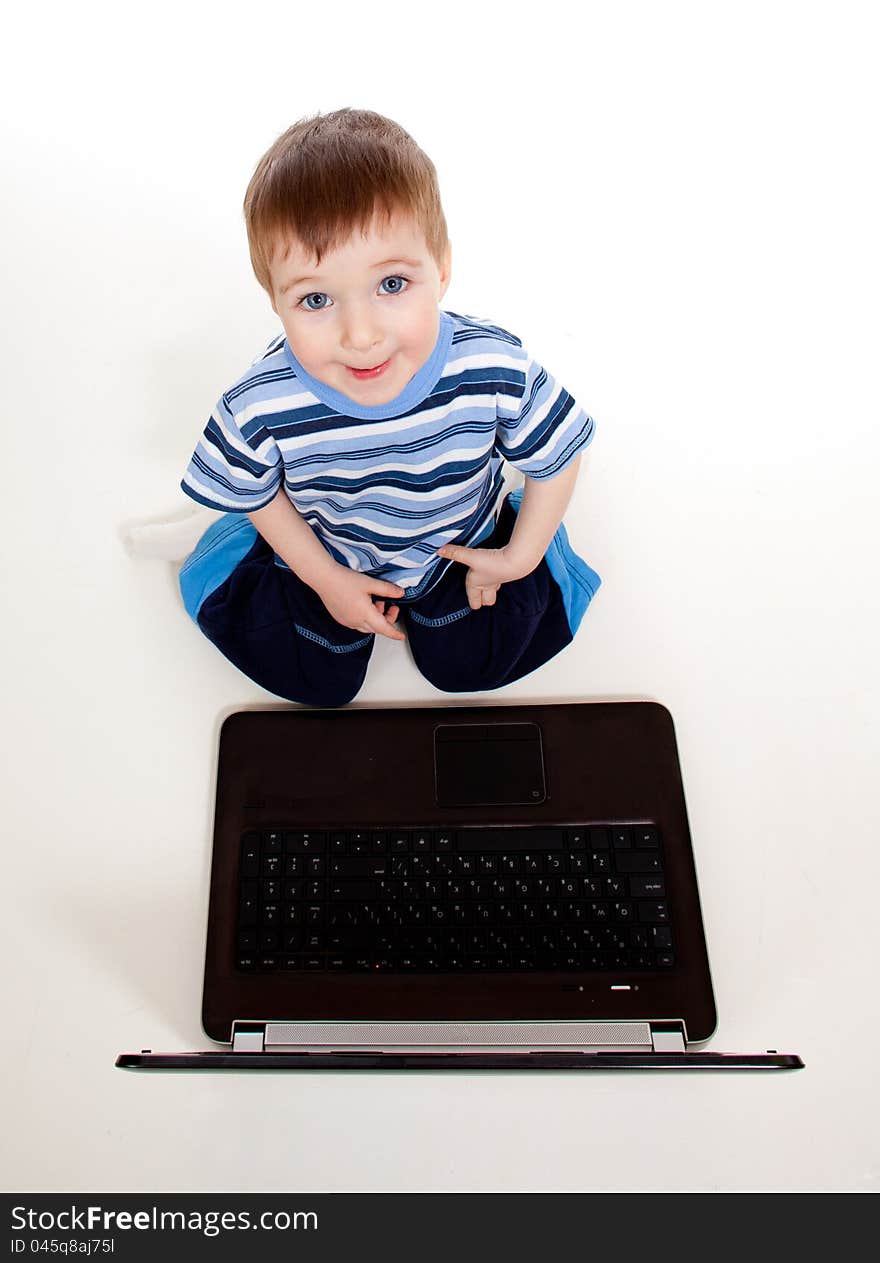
496, 349, 596, 479
181, 392, 284, 512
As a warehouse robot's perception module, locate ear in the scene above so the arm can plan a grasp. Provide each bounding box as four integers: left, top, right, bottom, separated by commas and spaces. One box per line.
438, 241, 452, 299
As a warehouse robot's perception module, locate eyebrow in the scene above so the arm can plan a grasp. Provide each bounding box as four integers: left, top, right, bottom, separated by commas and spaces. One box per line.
278, 257, 424, 296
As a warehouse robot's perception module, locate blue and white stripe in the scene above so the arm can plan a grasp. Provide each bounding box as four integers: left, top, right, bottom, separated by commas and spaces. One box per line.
181, 311, 595, 593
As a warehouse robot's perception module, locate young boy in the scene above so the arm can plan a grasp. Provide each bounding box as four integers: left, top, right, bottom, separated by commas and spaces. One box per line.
178, 108, 600, 706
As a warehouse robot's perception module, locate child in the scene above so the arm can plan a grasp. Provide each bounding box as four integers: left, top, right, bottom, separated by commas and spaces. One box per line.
178, 108, 600, 706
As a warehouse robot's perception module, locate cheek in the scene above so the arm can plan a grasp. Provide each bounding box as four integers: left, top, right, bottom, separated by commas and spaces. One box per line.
286, 319, 330, 362
398, 306, 438, 351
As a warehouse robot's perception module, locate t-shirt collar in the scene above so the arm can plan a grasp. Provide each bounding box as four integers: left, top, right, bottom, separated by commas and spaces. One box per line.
283, 310, 454, 419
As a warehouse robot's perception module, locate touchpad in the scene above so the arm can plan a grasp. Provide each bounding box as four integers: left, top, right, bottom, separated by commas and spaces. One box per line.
434, 723, 546, 807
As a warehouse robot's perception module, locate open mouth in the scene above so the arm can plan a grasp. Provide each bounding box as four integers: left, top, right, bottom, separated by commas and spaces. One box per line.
346, 358, 391, 381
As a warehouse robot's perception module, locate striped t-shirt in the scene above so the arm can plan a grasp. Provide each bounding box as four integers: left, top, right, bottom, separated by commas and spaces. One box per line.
181, 310, 595, 597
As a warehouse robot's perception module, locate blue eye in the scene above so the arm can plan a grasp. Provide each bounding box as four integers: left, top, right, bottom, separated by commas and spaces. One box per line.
300, 292, 332, 311
379, 275, 409, 295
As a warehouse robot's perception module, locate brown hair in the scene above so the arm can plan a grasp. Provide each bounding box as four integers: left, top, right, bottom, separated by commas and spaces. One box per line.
243, 108, 449, 298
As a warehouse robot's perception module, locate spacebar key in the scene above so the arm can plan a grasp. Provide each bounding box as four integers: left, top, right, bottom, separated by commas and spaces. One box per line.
331, 857, 387, 876
455, 829, 562, 852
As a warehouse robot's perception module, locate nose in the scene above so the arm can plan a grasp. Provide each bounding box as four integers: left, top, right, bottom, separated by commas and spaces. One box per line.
339, 300, 384, 355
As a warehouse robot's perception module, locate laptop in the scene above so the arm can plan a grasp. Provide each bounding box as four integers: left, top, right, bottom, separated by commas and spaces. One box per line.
117, 701, 802, 1071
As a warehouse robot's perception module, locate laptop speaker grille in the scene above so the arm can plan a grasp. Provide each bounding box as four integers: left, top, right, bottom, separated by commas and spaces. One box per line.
263, 1021, 652, 1050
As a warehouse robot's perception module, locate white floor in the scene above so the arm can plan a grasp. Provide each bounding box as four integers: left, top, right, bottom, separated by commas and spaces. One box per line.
3, 2, 879, 1192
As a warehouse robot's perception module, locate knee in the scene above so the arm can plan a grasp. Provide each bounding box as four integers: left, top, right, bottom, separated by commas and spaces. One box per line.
289, 675, 366, 708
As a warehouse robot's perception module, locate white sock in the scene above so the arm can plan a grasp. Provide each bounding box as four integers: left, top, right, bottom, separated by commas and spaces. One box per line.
121, 508, 218, 561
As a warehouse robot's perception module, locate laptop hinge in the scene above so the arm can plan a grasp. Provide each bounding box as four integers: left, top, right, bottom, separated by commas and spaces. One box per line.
650, 1021, 687, 1053
232, 1023, 266, 1053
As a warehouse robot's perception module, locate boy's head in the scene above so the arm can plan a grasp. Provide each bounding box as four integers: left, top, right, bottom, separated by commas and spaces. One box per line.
244, 108, 452, 405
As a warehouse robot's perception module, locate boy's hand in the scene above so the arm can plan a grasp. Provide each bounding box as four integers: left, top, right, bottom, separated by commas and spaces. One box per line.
436, 544, 531, 610
313, 567, 406, 641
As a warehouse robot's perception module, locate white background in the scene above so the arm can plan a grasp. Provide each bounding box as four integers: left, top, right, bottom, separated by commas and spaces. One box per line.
2, 0, 878, 1191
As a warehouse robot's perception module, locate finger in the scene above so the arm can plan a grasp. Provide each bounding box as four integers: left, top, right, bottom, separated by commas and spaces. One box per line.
367, 607, 406, 641
369, 580, 406, 599
481, 588, 498, 607
438, 544, 483, 567
372, 598, 402, 628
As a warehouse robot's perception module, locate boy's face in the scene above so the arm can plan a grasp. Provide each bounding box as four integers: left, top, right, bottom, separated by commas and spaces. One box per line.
269, 211, 452, 407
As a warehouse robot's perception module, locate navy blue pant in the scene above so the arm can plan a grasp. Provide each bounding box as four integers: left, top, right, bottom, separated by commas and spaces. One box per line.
179, 492, 600, 706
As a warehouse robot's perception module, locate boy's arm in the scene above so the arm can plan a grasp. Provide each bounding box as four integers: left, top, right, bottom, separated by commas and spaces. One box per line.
247, 493, 406, 640
436, 454, 582, 609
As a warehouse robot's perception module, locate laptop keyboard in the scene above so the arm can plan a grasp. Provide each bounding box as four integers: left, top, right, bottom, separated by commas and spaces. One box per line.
235, 824, 673, 974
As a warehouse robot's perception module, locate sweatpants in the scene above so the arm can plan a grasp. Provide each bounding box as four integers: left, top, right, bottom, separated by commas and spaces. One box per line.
178, 490, 601, 706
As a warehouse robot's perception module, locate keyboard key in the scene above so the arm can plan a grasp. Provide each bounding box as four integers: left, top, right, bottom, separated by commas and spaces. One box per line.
638, 901, 670, 923
635, 826, 660, 848
614, 852, 662, 873
239, 897, 258, 928
240, 836, 260, 877
285, 831, 325, 852
456, 829, 562, 852
329, 880, 375, 900
629, 874, 666, 897
332, 857, 388, 877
